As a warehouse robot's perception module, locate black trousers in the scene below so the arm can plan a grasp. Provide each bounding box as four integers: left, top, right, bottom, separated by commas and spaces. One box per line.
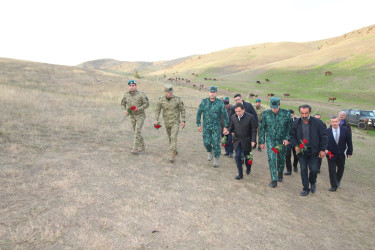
327, 155, 346, 189
235, 142, 251, 177
285, 144, 298, 172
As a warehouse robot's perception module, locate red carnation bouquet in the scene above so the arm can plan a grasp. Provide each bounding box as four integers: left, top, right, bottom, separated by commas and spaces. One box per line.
299, 139, 308, 155
221, 135, 227, 147
154, 122, 162, 129
245, 152, 254, 165
127, 106, 137, 116
271, 144, 284, 154
327, 151, 334, 159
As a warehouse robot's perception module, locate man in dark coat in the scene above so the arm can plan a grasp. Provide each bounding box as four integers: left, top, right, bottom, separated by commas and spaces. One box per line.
232, 94, 259, 128
290, 105, 328, 196
339, 111, 352, 138
326, 116, 353, 191
222, 98, 234, 157
224, 103, 257, 180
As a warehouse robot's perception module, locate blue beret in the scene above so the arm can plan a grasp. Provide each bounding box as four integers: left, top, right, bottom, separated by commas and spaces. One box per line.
128, 80, 137, 85
224, 96, 229, 100
255, 99, 261, 103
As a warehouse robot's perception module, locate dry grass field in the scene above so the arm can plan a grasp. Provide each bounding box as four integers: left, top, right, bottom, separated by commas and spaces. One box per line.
1, 58, 375, 249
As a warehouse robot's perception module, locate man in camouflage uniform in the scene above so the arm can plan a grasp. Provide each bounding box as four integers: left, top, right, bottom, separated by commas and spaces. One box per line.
121, 80, 150, 154
154, 84, 186, 162
254, 98, 266, 151
196, 86, 229, 168
259, 97, 292, 188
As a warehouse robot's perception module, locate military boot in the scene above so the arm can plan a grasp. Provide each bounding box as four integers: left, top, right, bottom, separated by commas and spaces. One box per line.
169, 151, 176, 162
213, 157, 219, 168
277, 172, 283, 182
207, 151, 213, 161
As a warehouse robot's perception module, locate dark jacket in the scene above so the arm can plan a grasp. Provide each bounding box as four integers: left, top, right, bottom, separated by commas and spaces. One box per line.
326, 126, 353, 160
232, 101, 258, 128
290, 116, 328, 156
227, 112, 257, 152
221, 104, 234, 131
340, 119, 352, 138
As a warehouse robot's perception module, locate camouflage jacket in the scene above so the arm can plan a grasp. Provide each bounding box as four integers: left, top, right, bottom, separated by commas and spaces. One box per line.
121, 90, 149, 116
155, 95, 186, 125
255, 105, 267, 122
259, 108, 292, 146
196, 98, 229, 129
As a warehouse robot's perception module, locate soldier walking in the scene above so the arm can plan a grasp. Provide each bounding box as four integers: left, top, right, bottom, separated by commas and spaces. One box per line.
121, 80, 150, 154
259, 97, 292, 188
196, 86, 229, 168
154, 84, 186, 162
254, 98, 266, 151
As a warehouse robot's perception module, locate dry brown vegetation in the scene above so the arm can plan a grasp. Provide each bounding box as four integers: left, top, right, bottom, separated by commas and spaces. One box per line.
1, 58, 375, 249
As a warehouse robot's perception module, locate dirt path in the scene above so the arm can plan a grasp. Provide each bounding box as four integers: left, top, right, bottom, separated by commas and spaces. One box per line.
1, 77, 375, 249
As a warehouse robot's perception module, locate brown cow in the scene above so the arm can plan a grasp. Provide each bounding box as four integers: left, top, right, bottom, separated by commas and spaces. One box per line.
267, 93, 275, 97
186, 79, 190, 83
328, 97, 336, 102
283, 93, 290, 97
226, 88, 230, 91
325, 71, 332, 76
248, 93, 255, 98
265, 79, 270, 82
256, 81, 261, 84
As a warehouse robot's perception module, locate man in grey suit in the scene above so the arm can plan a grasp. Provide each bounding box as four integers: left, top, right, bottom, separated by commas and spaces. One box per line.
224, 103, 257, 180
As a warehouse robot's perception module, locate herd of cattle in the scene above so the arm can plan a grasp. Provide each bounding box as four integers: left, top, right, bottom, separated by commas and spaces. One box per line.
164, 70, 336, 101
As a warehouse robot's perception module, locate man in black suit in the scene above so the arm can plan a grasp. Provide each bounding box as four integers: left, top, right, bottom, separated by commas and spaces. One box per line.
285, 109, 298, 175
314, 114, 327, 174
290, 105, 327, 196
224, 103, 257, 180
326, 116, 353, 191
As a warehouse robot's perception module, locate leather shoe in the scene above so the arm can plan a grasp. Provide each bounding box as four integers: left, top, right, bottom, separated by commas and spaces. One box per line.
269, 181, 277, 188
293, 167, 298, 173
329, 187, 337, 192
300, 190, 310, 196
284, 171, 291, 175
317, 170, 321, 174
257, 147, 262, 152
246, 167, 251, 175
311, 183, 316, 194
229, 154, 233, 158
337, 182, 340, 188
235, 175, 243, 180
277, 172, 283, 182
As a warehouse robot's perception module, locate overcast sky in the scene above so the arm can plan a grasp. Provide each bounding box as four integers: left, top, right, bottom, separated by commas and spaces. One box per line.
1, 0, 374, 66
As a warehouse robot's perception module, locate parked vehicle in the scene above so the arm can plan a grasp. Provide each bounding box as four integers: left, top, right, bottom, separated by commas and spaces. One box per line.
342, 109, 375, 129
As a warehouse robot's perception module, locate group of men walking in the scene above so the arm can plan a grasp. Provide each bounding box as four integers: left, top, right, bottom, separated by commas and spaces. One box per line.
121, 80, 353, 196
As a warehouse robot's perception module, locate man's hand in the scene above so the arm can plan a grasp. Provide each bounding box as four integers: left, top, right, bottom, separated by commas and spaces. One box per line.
181, 122, 185, 129
133, 107, 139, 112
283, 140, 290, 146
295, 146, 301, 154
319, 151, 326, 158
125, 110, 129, 116
198, 126, 203, 132
347, 155, 351, 159
251, 142, 256, 147
223, 128, 229, 135
260, 144, 266, 149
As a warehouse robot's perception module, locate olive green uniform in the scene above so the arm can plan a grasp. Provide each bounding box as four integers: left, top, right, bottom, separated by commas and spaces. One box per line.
259, 109, 292, 181
121, 90, 150, 150
155, 95, 186, 152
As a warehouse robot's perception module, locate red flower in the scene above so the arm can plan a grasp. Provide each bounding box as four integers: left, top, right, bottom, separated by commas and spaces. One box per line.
272, 147, 279, 154
154, 125, 161, 129
327, 151, 334, 159
299, 143, 305, 149
130, 106, 136, 110
247, 160, 253, 165
232, 141, 234, 143
222, 144, 227, 147
302, 139, 308, 144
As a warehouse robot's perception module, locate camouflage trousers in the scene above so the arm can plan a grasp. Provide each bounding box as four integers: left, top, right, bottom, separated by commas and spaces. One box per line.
202, 128, 221, 158
130, 115, 145, 150
165, 123, 180, 152
266, 144, 287, 181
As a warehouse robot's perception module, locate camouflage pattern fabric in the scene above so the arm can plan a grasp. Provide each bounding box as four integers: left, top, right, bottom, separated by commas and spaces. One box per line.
155, 95, 186, 151
121, 90, 150, 150
259, 108, 292, 181
196, 98, 229, 158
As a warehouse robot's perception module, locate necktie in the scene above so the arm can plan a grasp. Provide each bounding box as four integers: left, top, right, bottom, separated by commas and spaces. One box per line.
335, 130, 339, 144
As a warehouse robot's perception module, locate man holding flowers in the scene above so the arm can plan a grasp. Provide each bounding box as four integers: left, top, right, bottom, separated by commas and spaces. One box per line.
154, 84, 186, 162
290, 104, 327, 196
121, 80, 150, 154
259, 97, 292, 188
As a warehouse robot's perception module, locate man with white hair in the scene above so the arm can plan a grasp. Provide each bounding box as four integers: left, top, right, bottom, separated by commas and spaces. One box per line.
338, 111, 352, 138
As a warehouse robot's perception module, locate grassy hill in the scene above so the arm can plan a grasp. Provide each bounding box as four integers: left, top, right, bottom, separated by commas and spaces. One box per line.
1, 56, 374, 248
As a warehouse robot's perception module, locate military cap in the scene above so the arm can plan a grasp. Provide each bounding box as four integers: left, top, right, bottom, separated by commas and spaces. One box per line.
164, 84, 173, 93
270, 97, 280, 108
224, 97, 229, 100
209, 86, 218, 92
255, 98, 261, 103
128, 80, 137, 85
